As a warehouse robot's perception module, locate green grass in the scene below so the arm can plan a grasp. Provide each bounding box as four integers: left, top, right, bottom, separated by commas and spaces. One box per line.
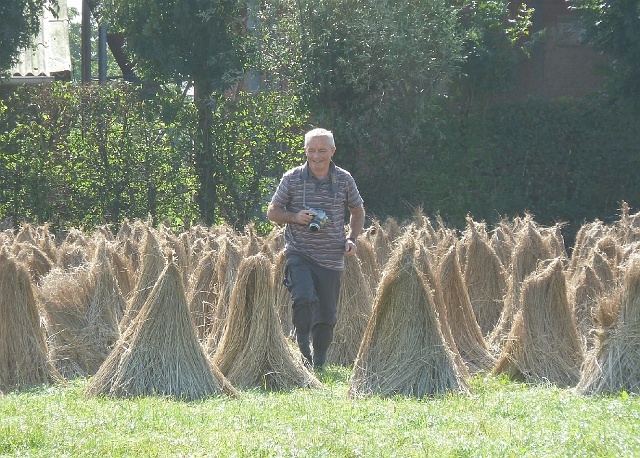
1, 367, 639, 457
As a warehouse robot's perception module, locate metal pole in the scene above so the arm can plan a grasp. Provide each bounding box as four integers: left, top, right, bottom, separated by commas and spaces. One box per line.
98, 24, 107, 83
81, 0, 92, 83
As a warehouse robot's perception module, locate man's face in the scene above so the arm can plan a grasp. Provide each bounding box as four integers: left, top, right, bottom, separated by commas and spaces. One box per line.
305, 136, 336, 178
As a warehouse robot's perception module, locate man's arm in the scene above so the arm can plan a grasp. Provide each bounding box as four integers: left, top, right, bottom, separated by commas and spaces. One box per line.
344, 205, 365, 256
267, 202, 315, 226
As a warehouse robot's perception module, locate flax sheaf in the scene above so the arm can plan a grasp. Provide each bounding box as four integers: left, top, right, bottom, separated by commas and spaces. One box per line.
86, 262, 236, 400
494, 259, 584, 387
349, 233, 469, 399
213, 253, 320, 390
327, 254, 373, 367
0, 249, 60, 391
577, 253, 640, 394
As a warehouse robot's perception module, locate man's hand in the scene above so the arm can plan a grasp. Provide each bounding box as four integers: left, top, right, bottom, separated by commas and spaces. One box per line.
268, 203, 315, 226
295, 209, 316, 226
344, 239, 357, 256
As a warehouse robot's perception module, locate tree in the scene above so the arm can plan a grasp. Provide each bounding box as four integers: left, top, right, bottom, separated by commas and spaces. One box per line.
99, 0, 244, 225
571, 0, 640, 100
255, 0, 536, 219
0, 0, 59, 72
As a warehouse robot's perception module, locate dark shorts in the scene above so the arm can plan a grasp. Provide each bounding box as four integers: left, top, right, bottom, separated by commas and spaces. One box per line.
284, 253, 342, 329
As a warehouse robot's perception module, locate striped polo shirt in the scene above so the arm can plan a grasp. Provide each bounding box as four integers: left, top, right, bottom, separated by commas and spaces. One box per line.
270, 161, 364, 271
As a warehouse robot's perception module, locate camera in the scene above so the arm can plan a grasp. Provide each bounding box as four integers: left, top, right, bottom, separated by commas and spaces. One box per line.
305, 207, 329, 232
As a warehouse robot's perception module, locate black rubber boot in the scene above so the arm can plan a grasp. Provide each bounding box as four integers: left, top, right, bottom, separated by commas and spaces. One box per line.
296, 331, 313, 368
311, 323, 334, 370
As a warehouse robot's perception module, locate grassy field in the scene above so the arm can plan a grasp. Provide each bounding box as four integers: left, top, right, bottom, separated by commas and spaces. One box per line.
1, 367, 639, 457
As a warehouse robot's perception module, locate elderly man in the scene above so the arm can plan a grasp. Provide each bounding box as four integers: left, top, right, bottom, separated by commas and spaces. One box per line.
267, 128, 365, 370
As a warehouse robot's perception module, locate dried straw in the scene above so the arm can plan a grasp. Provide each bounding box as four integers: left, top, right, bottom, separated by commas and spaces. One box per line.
571, 265, 603, 348
415, 239, 469, 377
187, 250, 219, 341
494, 259, 584, 386
458, 217, 488, 274
14, 223, 36, 245
381, 216, 402, 245
115, 218, 133, 242
159, 226, 190, 287
463, 222, 506, 337
119, 228, 166, 333
40, 239, 124, 378
489, 219, 515, 271
36, 223, 58, 264
86, 262, 236, 400
438, 245, 495, 374
568, 220, 605, 279
93, 224, 115, 242
327, 254, 373, 367
272, 249, 294, 338
241, 223, 262, 257
0, 249, 59, 390
264, 225, 285, 257
348, 234, 469, 399
373, 219, 393, 271
213, 253, 320, 390
488, 220, 551, 350
541, 223, 568, 260
107, 241, 135, 300
13, 242, 54, 283
354, 236, 380, 300
589, 248, 616, 292
206, 235, 242, 349
57, 242, 89, 270
577, 253, 640, 394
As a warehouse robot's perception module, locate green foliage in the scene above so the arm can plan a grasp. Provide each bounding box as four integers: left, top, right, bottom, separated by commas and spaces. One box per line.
373, 94, 640, 244
571, 0, 640, 101
261, 0, 466, 149
0, 83, 307, 232
101, 0, 243, 87
0, 83, 198, 231
0, 0, 59, 72
452, 0, 539, 100
205, 90, 308, 231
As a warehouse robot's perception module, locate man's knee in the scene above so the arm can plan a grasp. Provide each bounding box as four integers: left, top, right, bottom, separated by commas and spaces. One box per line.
291, 299, 316, 333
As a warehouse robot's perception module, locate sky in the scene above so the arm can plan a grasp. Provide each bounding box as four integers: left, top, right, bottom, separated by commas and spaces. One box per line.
66, 0, 82, 22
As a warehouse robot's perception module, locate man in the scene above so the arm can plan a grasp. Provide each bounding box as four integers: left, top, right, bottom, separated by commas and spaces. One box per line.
267, 128, 365, 370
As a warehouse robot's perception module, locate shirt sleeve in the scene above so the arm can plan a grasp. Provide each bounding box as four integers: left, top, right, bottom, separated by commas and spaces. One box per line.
345, 173, 364, 208
270, 173, 292, 208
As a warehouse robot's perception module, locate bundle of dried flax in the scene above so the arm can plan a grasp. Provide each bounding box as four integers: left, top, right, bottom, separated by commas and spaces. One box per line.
213, 254, 320, 390
40, 239, 124, 378
577, 253, 640, 394
327, 254, 373, 367
488, 220, 551, 351
463, 223, 507, 337
86, 262, 236, 400
119, 228, 166, 333
348, 234, 469, 398
438, 245, 495, 374
0, 249, 59, 391
494, 259, 584, 386
186, 250, 219, 341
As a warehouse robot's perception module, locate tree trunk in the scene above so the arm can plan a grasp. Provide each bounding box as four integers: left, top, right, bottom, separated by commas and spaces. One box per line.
105, 32, 138, 84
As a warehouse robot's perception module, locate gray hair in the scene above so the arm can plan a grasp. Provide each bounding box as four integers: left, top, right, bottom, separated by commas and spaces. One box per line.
304, 128, 335, 148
